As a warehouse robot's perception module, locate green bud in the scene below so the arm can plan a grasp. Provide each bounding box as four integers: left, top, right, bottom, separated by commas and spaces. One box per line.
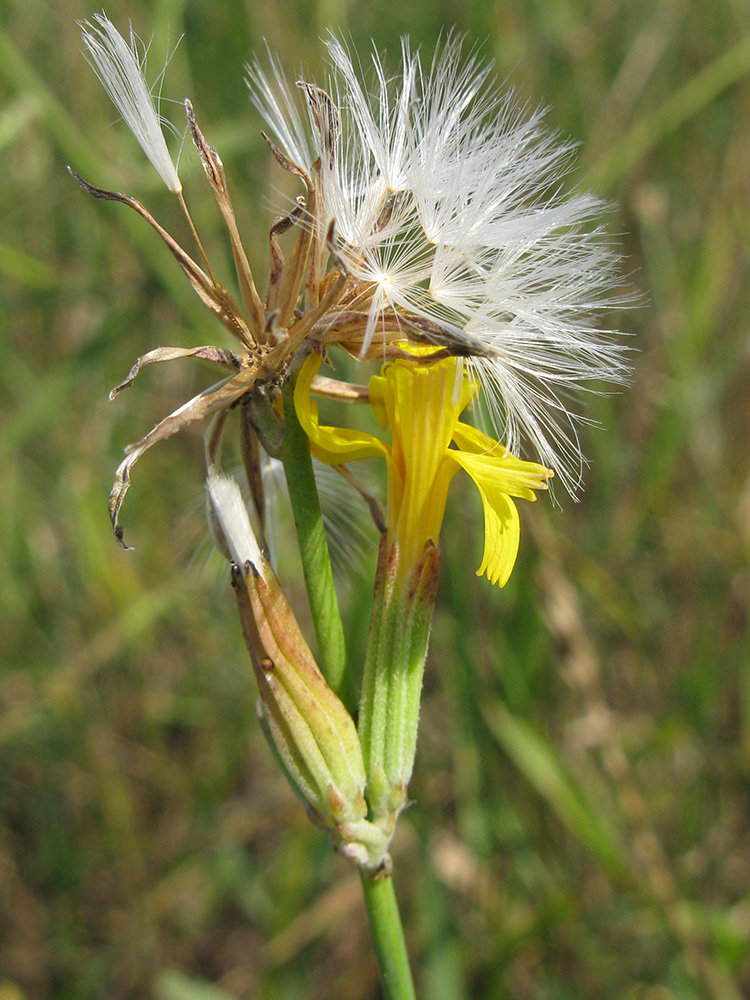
237, 561, 391, 869
359, 538, 441, 834
208, 471, 391, 871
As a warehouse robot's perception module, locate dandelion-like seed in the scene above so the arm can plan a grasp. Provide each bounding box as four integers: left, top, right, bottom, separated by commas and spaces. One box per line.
80, 13, 182, 194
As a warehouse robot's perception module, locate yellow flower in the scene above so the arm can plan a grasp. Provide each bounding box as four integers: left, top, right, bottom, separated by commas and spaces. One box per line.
295, 351, 552, 586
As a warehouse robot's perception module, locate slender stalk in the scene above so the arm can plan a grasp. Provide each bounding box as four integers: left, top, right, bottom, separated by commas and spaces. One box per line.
360, 872, 417, 1000
280, 377, 353, 710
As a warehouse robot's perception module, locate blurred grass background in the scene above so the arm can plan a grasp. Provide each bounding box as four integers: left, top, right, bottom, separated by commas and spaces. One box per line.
1, 0, 749, 997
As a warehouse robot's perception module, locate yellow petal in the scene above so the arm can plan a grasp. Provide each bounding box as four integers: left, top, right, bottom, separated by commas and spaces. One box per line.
476, 485, 521, 587
445, 454, 519, 585
380, 359, 465, 557
449, 448, 551, 586
294, 353, 388, 464
453, 450, 551, 503
450, 420, 504, 456
368, 373, 388, 431
452, 424, 553, 499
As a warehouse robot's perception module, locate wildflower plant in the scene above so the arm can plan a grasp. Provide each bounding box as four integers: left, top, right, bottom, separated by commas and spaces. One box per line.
75, 14, 628, 998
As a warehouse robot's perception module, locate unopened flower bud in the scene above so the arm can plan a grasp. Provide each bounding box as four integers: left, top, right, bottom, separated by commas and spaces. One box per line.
208, 471, 390, 869
359, 536, 442, 832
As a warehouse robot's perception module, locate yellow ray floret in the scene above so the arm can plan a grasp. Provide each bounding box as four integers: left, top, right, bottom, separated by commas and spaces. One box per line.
295, 350, 552, 586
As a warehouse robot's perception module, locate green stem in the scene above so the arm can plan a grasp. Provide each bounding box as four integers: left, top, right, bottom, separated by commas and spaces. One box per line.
280, 378, 353, 710
360, 872, 417, 1000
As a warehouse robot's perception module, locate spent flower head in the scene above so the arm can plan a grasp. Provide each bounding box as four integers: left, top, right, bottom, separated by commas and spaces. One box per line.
249, 33, 630, 493
75, 17, 628, 546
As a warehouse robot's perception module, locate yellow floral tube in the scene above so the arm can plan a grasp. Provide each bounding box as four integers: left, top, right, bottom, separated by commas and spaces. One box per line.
295, 350, 552, 587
